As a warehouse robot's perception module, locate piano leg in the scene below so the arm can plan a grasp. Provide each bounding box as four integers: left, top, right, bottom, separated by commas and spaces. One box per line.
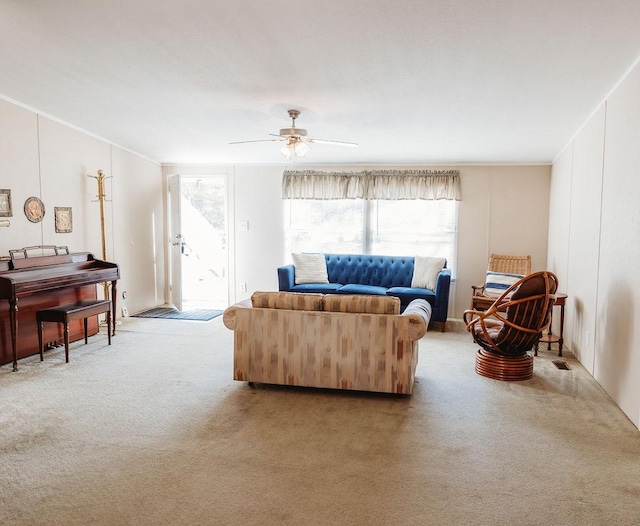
9, 298, 18, 372
111, 279, 117, 336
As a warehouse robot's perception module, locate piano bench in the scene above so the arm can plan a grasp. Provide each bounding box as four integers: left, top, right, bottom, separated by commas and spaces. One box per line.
36, 300, 112, 363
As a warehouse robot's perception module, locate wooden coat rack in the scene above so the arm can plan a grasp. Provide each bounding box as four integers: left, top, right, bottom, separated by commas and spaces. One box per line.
88, 169, 112, 300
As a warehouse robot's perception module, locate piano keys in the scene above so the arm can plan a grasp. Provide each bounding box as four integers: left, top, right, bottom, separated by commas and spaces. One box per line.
0, 247, 119, 371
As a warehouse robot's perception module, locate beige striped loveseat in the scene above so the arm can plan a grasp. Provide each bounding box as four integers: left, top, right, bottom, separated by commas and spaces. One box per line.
222, 291, 431, 394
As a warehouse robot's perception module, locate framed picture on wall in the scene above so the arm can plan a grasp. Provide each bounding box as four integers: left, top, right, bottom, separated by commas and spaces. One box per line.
54, 206, 73, 233
0, 189, 12, 217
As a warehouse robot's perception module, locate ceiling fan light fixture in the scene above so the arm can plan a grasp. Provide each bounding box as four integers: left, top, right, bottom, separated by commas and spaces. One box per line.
280, 144, 292, 159
280, 137, 309, 159
293, 140, 310, 157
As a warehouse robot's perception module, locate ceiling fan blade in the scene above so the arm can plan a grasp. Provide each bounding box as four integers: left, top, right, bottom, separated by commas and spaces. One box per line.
308, 138, 359, 148
229, 138, 283, 144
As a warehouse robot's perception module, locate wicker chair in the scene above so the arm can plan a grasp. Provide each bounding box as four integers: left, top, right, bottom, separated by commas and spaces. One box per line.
463, 271, 558, 381
471, 254, 532, 311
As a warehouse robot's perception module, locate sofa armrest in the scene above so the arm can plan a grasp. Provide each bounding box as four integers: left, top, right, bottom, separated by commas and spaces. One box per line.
222, 299, 252, 330
278, 264, 295, 291
434, 268, 451, 308
402, 299, 432, 339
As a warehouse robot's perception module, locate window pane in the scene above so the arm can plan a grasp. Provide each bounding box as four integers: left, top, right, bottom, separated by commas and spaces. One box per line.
284, 199, 365, 256
371, 200, 457, 276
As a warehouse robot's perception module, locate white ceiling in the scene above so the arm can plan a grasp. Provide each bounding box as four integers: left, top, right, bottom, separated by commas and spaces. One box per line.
1, 0, 640, 165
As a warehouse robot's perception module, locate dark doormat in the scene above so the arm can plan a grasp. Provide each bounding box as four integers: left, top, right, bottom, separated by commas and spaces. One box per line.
132, 307, 223, 321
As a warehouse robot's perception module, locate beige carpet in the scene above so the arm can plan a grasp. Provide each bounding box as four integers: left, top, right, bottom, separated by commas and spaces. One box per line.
1, 317, 639, 526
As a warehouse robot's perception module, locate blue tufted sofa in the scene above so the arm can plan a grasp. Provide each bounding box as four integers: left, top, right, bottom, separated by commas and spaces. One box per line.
277, 253, 451, 330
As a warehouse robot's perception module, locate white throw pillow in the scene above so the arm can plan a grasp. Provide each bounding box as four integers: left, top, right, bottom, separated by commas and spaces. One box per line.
483, 271, 523, 298
411, 256, 446, 290
292, 253, 329, 284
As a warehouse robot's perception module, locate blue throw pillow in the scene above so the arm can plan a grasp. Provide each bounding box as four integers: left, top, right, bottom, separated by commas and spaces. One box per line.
484, 271, 523, 298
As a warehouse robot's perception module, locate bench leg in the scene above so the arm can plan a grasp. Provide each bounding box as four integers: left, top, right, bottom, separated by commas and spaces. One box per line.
106, 310, 112, 345
84, 317, 88, 344
38, 321, 44, 361
64, 322, 70, 363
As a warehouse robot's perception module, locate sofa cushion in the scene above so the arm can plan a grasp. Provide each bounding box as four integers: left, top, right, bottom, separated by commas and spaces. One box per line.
323, 294, 400, 314
386, 287, 436, 305
473, 318, 504, 341
325, 253, 414, 288
251, 291, 324, 310
504, 272, 558, 329
411, 256, 446, 290
337, 284, 388, 296
292, 253, 329, 284
290, 283, 342, 293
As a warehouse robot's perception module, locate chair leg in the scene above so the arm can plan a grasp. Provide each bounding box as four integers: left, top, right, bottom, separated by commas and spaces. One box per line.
38, 321, 44, 361
106, 310, 112, 345
64, 322, 70, 363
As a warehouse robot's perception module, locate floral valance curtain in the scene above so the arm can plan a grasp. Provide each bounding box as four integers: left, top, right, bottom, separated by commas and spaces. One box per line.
282, 170, 461, 200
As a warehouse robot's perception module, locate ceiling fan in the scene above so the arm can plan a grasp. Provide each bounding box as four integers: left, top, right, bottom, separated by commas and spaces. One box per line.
229, 109, 359, 159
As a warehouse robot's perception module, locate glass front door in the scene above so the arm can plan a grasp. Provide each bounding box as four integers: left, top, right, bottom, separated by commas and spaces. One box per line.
170, 174, 229, 311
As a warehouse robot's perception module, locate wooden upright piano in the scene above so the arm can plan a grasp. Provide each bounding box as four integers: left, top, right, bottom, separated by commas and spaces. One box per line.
0, 246, 119, 371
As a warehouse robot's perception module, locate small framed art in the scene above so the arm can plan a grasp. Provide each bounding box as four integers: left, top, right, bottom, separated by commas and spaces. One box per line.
54, 207, 73, 233
0, 189, 12, 217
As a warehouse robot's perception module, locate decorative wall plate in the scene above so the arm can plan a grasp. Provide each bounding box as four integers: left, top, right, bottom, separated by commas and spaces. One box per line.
24, 196, 45, 223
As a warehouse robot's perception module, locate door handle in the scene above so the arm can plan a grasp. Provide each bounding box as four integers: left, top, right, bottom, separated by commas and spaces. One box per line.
172, 234, 187, 254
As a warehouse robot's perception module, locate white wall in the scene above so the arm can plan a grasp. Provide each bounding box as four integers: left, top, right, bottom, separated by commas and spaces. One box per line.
0, 98, 164, 318
0, 101, 42, 249
233, 166, 286, 302
549, 61, 640, 428
37, 116, 111, 257
566, 107, 605, 371
111, 147, 165, 313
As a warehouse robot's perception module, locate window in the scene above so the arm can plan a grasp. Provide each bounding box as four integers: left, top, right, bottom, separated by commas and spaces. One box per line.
284, 199, 365, 254
284, 199, 458, 276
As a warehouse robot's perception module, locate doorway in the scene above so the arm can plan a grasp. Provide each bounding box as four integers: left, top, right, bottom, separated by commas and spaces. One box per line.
169, 175, 229, 311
